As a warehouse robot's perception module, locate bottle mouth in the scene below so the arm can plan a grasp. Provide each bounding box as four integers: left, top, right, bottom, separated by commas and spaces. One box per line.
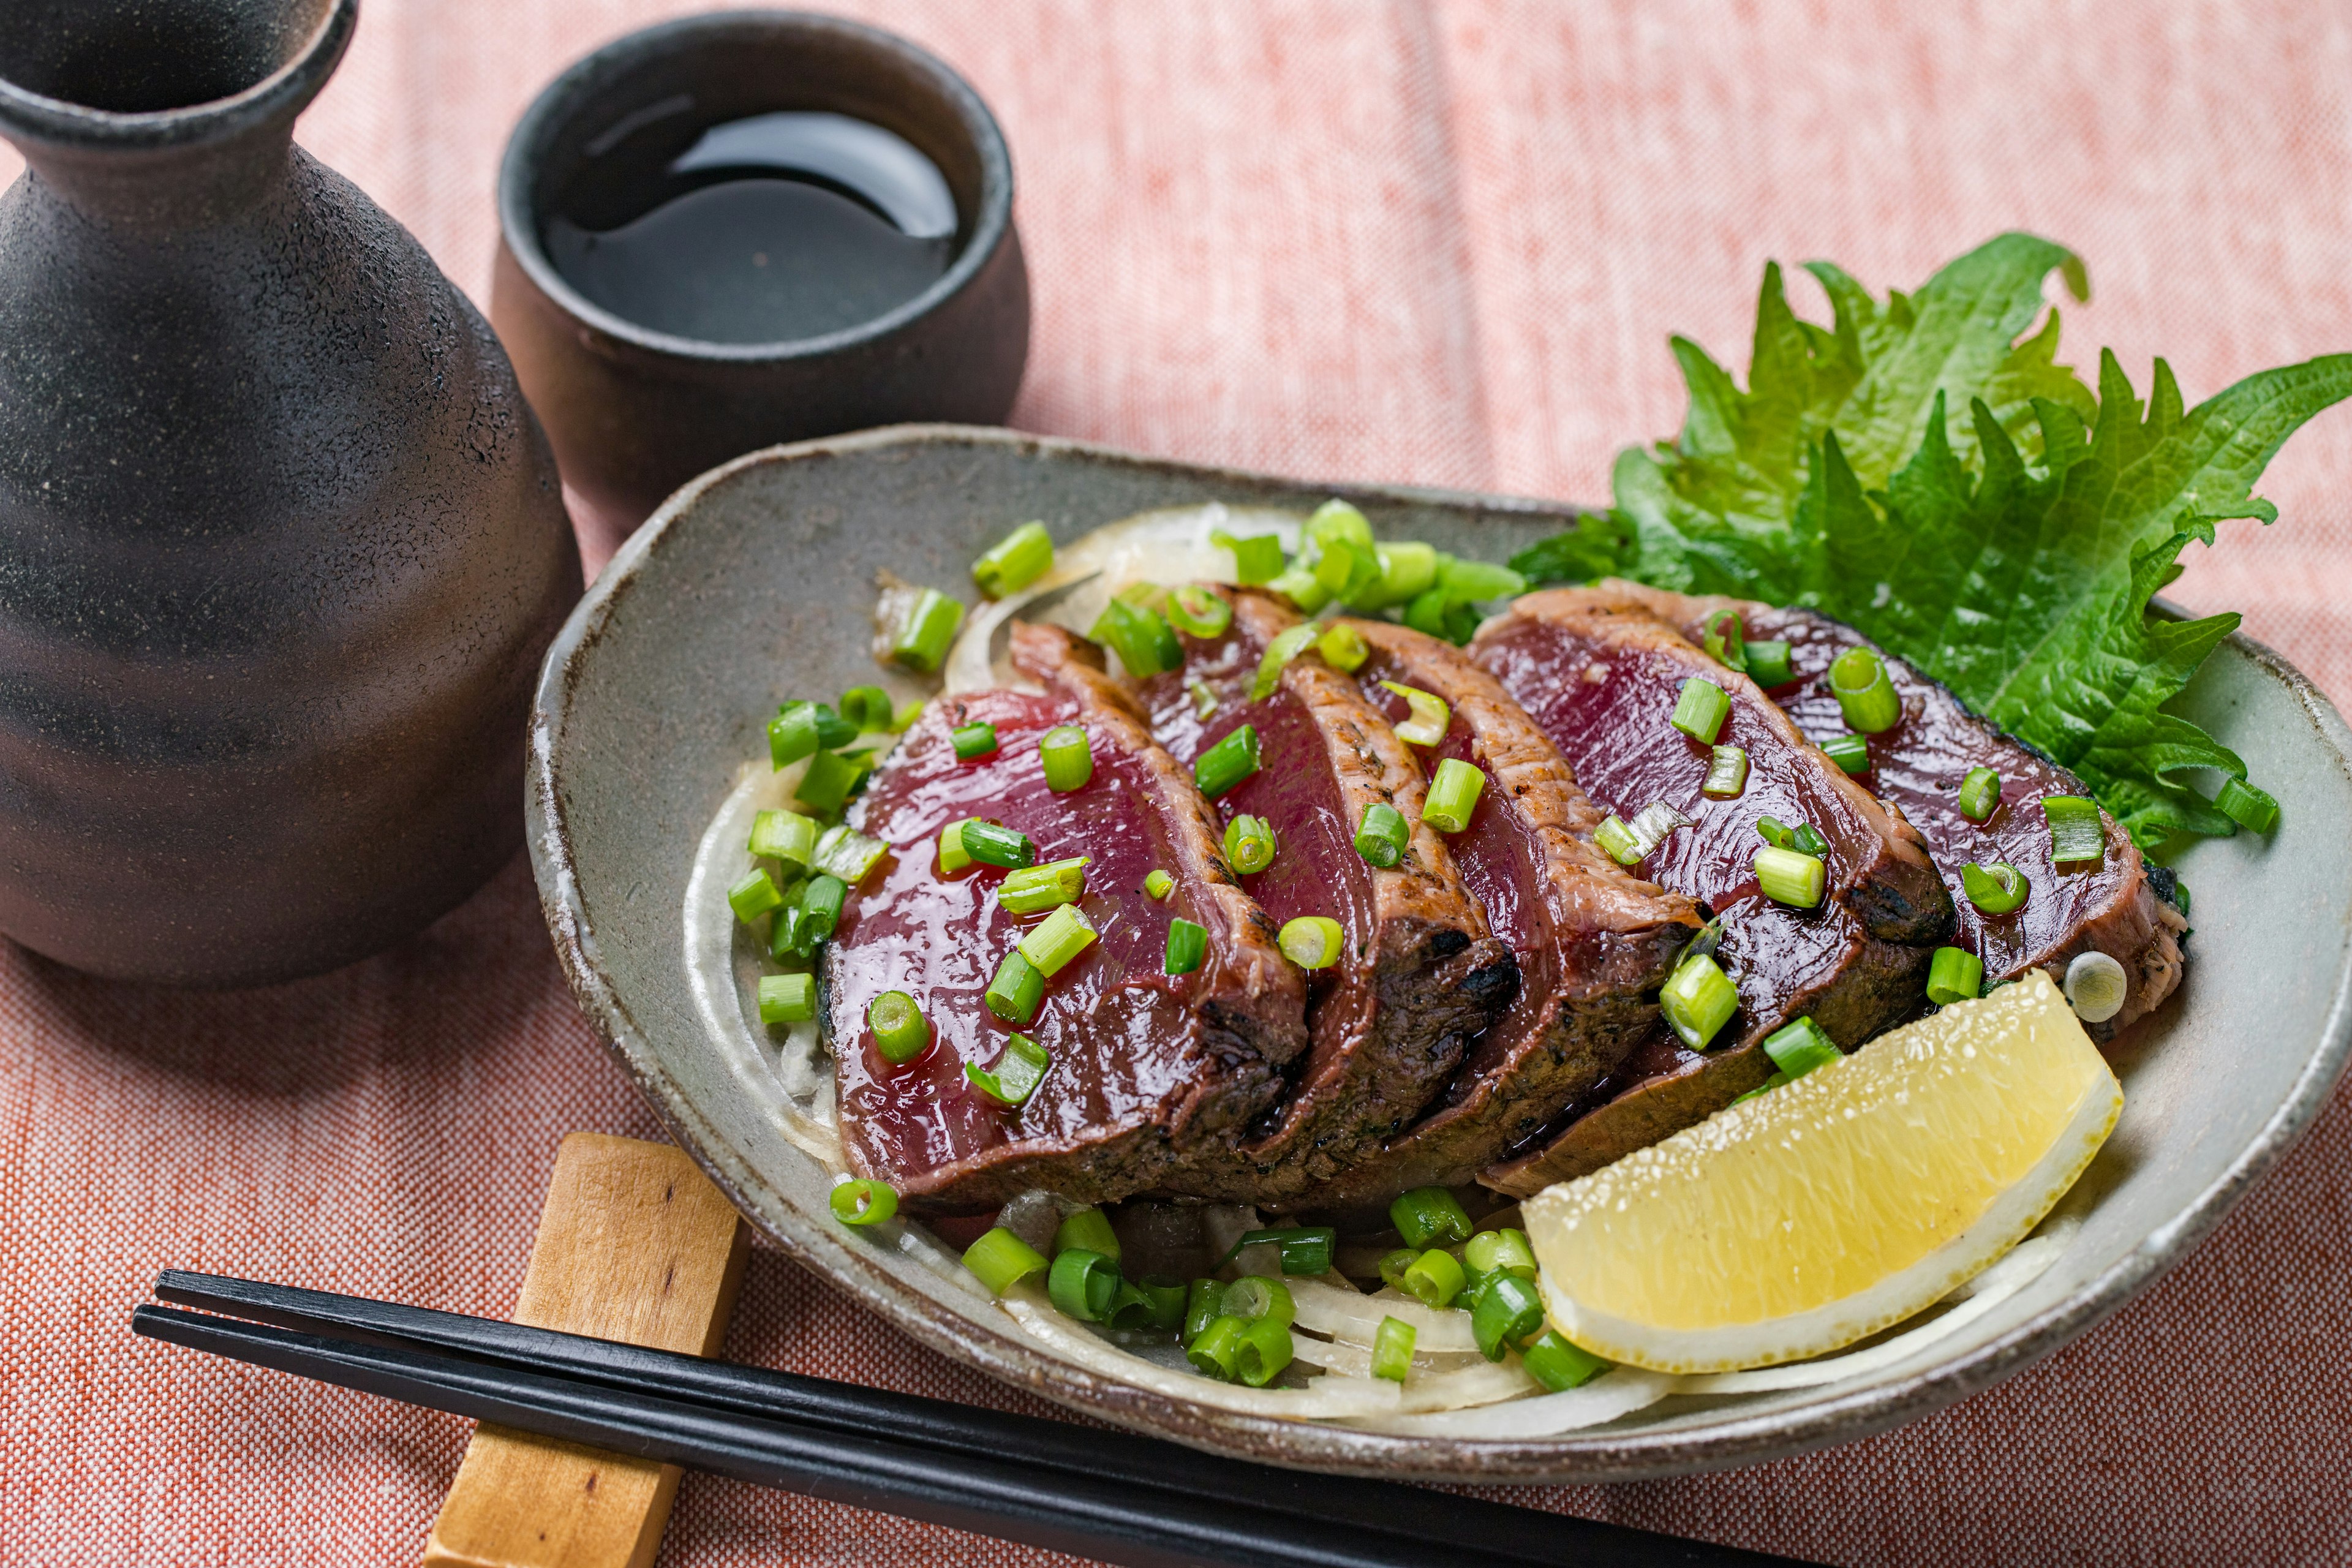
0, 0, 352, 153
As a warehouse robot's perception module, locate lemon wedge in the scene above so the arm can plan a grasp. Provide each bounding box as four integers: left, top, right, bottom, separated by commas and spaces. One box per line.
1523, 969, 2120, 1373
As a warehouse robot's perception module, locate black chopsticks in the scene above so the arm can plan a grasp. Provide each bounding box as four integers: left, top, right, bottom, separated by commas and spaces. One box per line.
135, 1271, 1806, 1568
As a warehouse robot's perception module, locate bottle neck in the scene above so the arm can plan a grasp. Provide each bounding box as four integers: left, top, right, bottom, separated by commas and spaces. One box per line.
17, 126, 296, 234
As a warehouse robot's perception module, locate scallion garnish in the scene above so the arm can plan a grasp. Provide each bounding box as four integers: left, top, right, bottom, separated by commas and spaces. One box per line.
1376, 1248, 1419, 1291
867, 990, 930, 1064
1957, 765, 2002, 823
951, 720, 998, 761
1389, 1186, 1473, 1248
984, 948, 1044, 1023
1188, 679, 1218, 720
971, 521, 1054, 599
1317, 620, 1370, 673
890, 588, 964, 673
1398, 1248, 1466, 1310
1376, 680, 1450, 747
1183, 1278, 1229, 1341
1186, 1314, 1248, 1380
1374, 542, 1438, 606
1130, 1276, 1188, 1333
1223, 813, 1275, 874
2044, 795, 2106, 865
1232, 1316, 1294, 1387
1760, 1016, 1839, 1078
1250, 622, 1320, 699
1193, 725, 1261, 799
1670, 677, 1731, 744
1755, 815, 1793, 849
1927, 946, 1984, 1006
1471, 1273, 1547, 1362
1790, 822, 1828, 857
1017, 903, 1097, 977
998, 857, 1088, 914
1219, 1275, 1297, 1329
1276, 914, 1345, 970
1744, 639, 1794, 688
748, 807, 818, 867
769, 902, 807, 960
798, 875, 846, 943
963, 1227, 1047, 1296
1661, 951, 1738, 1049
1521, 1331, 1609, 1392
1370, 1316, 1417, 1383
1166, 584, 1234, 639
2064, 949, 2128, 1023
1144, 869, 1174, 900
891, 698, 925, 731
1436, 555, 1525, 603
1354, 801, 1409, 867
1828, 645, 1901, 733
1422, 758, 1485, 834
838, 685, 895, 733
1703, 745, 1749, 799
727, 868, 786, 924
1219, 1227, 1338, 1276
1038, 724, 1094, 792
1047, 1247, 1121, 1322
812, 823, 886, 885
757, 972, 816, 1025
793, 748, 871, 814
1815, 732, 1868, 775
1594, 815, 1642, 865
1462, 1227, 1537, 1283
1211, 528, 1286, 586
937, 818, 978, 875
1051, 1207, 1121, 1261
2215, 776, 2280, 834
1164, 918, 1207, 976
1961, 859, 2030, 915
1264, 563, 1331, 612
1754, 845, 1826, 908
767, 703, 821, 769
829, 1177, 897, 1227
1702, 608, 1746, 672
1089, 597, 1183, 677
959, 820, 1036, 869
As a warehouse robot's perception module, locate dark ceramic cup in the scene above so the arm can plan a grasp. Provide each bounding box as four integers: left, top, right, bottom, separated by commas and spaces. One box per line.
491, 11, 1031, 538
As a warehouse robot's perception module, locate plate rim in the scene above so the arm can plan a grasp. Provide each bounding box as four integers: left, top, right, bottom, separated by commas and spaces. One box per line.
527, 421, 2352, 1482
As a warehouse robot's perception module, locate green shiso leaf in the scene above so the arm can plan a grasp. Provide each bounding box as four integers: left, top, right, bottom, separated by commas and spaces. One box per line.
1517, 232, 2352, 850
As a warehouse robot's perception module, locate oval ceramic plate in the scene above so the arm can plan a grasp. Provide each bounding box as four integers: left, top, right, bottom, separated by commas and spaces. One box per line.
527, 423, 2352, 1482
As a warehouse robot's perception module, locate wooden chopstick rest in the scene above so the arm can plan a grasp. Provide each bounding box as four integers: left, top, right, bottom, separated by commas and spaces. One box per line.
424, 1133, 749, 1568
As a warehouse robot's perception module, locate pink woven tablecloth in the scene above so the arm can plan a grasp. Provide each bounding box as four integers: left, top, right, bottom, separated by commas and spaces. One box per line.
5, 3, 2350, 1563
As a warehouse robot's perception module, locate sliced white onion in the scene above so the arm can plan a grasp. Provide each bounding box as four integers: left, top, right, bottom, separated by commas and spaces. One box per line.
1350, 1369, 1679, 1437
1395, 1357, 1539, 1413
1290, 1333, 1488, 1380
1289, 1279, 1480, 1354
2065, 950, 2128, 1023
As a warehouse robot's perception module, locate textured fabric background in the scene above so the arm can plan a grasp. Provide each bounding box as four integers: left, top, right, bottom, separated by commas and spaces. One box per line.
2, 2, 2350, 1564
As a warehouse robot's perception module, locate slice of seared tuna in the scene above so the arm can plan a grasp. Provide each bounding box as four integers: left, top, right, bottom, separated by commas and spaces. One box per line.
827, 623, 1306, 1213
1599, 581, 2186, 1040
1297, 618, 1703, 1207
1474, 587, 1954, 1193
1136, 589, 1518, 1197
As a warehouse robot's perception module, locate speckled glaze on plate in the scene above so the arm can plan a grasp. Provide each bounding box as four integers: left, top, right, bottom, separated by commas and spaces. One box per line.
526, 423, 2352, 1483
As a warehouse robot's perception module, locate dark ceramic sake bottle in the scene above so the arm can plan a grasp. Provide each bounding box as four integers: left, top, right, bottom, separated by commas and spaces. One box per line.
0, 0, 582, 986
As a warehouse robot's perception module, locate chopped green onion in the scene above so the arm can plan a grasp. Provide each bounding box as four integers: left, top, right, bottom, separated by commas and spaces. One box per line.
1212, 529, 1286, 587
797, 875, 846, 943
867, 990, 930, 1064
1661, 952, 1738, 1049
1052, 1207, 1121, 1261
1791, 823, 1829, 858
758, 972, 816, 1025
728, 868, 786, 926
1744, 639, 1795, 688
984, 949, 1044, 1023
1037, 725, 1094, 792
748, 808, 818, 868
1144, 869, 1174, 900
1624, 802, 1691, 859
768, 902, 810, 960
1829, 646, 1901, 733
1423, 758, 1485, 833
1164, 918, 1207, 976
937, 818, 978, 875
793, 748, 870, 814
1220, 1275, 1297, 1329
1374, 542, 1438, 606
1961, 860, 2031, 916
1390, 1186, 1473, 1248
1354, 802, 1410, 868
1958, 766, 2002, 823
891, 698, 925, 731
891, 588, 964, 673
815, 705, 860, 748
1701, 609, 1746, 673
1089, 597, 1183, 677
1167, 584, 1234, 639
1371, 1316, 1417, 1382
2064, 950, 2128, 1023
1822, 733, 1871, 775
1183, 1278, 1229, 1341
1306, 497, 1375, 552
1277, 915, 1346, 970
998, 857, 1089, 914
1221, 1227, 1338, 1276
1377, 1248, 1419, 1291
839, 686, 895, 733
1223, 813, 1276, 874
1471, 1273, 1547, 1362
1760, 1016, 1839, 1078
1754, 846, 1827, 908
971, 521, 1054, 599
1129, 1276, 1188, 1333
1232, 1315, 1294, 1387
2215, 777, 2280, 834
1703, 745, 1749, 799
1317, 621, 1370, 673
1188, 679, 1219, 720
951, 721, 998, 761
1436, 556, 1526, 602
1755, 815, 1793, 849
1399, 1248, 1466, 1310
962, 1226, 1047, 1295
1594, 815, 1642, 866
1264, 564, 1332, 612
1521, 1331, 1609, 1392
1927, 946, 1984, 1006
1402, 587, 1449, 639
1463, 1227, 1537, 1283
2045, 795, 2106, 866
965, 1031, 1050, 1107
1186, 1314, 1248, 1380
1730, 1070, 1791, 1106
829, 1178, 897, 1227
1377, 680, 1450, 747
1194, 725, 1261, 799
767, 703, 821, 769
812, 823, 886, 885
1251, 622, 1320, 699
1017, 903, 1097, 977
959, 820, 1036, 869
1048, 1247, 1121, 1322
1670, 677, 1731, 745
